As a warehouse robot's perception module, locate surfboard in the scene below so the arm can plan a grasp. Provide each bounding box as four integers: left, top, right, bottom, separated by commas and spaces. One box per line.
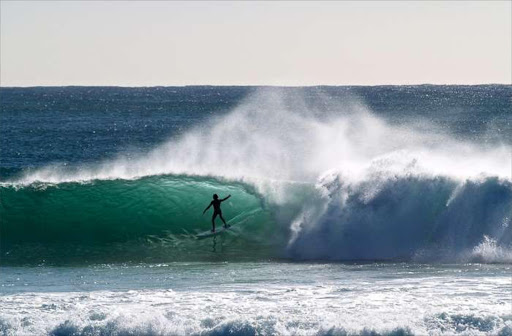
196, 225, 232, 239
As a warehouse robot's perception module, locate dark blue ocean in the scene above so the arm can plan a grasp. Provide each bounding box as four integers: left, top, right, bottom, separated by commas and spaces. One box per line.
0, 86, 511, 335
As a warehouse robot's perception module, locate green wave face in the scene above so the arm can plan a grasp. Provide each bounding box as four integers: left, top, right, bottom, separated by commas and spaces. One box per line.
0, 175, 280, 264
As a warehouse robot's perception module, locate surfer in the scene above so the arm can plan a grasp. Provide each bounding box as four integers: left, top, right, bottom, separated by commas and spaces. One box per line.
203, 194, 231, 232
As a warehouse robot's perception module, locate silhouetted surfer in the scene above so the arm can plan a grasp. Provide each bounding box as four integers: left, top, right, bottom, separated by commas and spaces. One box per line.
203, 194, 231, 232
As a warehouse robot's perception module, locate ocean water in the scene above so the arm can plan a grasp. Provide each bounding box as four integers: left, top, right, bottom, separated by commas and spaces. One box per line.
0, 86, 511, 335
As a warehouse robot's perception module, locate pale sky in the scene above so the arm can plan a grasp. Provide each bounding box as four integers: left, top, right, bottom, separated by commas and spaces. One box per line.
1, 1, 510, 86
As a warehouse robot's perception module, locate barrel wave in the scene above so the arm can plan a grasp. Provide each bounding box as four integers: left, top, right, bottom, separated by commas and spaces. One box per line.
1, 88, 511, 264
0, 175, 278, 264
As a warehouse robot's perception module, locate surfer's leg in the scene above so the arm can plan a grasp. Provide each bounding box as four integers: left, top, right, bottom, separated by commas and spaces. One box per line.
211, 213, 217, 232
219, 213, 228, 227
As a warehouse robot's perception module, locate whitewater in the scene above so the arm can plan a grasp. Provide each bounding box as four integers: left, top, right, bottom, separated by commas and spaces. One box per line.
0, 86, 511, 335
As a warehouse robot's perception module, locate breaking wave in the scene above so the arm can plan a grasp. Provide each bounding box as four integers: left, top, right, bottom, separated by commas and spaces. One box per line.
1, 89, 511, 264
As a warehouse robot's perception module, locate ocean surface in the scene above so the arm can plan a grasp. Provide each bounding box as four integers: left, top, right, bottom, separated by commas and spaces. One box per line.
0, 85, 511, 335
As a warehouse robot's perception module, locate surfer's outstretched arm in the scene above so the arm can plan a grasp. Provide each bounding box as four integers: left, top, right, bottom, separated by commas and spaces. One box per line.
221, 195, 231, 202
203, 202, 213, 214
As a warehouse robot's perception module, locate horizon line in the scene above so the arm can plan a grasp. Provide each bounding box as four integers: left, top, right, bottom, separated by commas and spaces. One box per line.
1, 83, 511, 89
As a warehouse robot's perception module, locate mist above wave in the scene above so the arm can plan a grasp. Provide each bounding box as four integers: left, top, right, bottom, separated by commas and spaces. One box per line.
14, 88, 510, 187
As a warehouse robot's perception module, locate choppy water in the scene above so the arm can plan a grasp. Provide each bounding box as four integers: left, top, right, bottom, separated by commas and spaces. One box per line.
0, 86, 511, 335
1, 263, 511, 335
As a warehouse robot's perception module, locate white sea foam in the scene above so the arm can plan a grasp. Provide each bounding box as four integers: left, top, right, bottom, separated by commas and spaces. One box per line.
470, 235, 512, 263
0, 263, 510, 336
